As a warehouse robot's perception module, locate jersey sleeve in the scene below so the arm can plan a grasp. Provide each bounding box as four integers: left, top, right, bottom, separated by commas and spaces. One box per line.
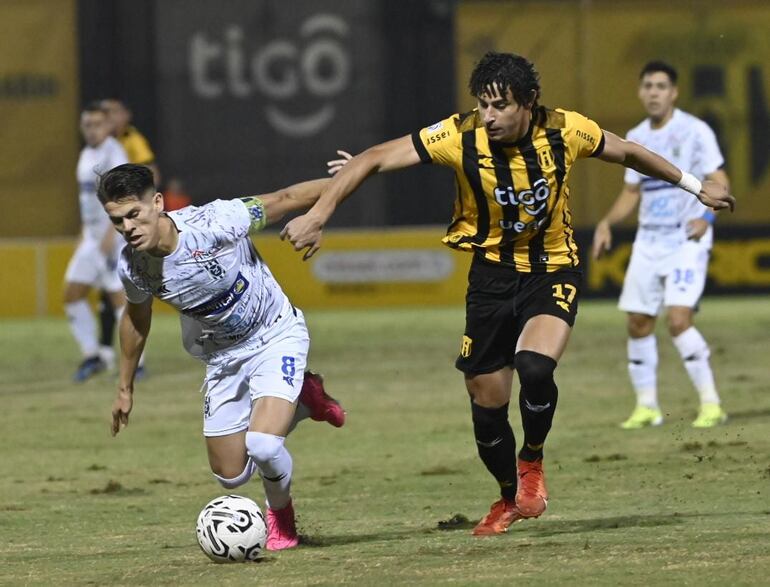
410, 113, 463, 167
204, 199, 252, 242
118, 255, 151, 304
563, 110, 605, 161
695, 121, 725, 176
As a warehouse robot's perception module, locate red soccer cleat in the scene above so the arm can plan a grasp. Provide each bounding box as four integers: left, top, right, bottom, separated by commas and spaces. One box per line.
266, 499, 299, 551
472, 498, 523, 536
299, 371, 346, 428
516, 459, 548, 518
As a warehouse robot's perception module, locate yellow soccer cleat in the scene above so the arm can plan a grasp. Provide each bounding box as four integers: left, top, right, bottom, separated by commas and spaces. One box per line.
692, 403, 728, 428
620, 405, 663, 429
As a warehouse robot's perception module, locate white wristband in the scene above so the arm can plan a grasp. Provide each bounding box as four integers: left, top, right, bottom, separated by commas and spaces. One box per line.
677, 171, 702, 196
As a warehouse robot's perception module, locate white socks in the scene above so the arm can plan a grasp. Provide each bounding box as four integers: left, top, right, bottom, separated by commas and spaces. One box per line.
65, 300, 99, 358
627, 335, 659, 409
245, 432, 293, 510
213, 459, 257, 489
673, 327, 720, 405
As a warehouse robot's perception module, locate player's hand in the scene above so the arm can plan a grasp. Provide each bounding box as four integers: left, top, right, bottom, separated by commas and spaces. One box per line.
327, 150, 353, 175
697, 180, 735, 212
280, 213, 325, 260
111, 388, 133, 437
591, 219, 612, 259
686, 218, 709, 241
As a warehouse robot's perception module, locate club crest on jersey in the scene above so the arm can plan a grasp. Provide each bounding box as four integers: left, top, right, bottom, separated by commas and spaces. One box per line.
192, 248, 225, 280
536, 146, 555, 171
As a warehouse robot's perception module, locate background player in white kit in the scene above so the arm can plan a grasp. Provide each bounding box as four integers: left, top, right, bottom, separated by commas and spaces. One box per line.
64, 102, 129, 382
99, 164, 344, 551
592, 61, 730, 429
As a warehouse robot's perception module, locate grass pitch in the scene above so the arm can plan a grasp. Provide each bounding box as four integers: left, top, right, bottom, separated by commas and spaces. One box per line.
0, 298, 768, 586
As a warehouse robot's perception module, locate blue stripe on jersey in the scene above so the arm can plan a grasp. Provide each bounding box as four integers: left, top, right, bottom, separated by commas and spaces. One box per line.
640, 179, 675, 193
185, 272, 250, 317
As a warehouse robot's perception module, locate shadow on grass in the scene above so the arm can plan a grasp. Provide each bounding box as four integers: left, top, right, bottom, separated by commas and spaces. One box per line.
725, 407, 770, 422
299, 508, 766, 547
527, 513, 684, 538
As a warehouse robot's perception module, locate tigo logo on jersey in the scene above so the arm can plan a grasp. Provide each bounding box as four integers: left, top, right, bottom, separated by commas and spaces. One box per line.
427, 121, 443, 133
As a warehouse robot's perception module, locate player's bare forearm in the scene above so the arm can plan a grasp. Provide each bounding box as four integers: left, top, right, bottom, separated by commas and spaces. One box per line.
259, 178, 331, 225
598, 131, 681, 184
310, 134, 421, 223
118, 300, 152, 392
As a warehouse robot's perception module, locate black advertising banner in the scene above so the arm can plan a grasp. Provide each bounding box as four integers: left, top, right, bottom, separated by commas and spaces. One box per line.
154, 0, 387, 226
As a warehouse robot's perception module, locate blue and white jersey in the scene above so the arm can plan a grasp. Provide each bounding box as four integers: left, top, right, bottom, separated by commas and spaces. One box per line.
624, 109, 723, 237
76, 137, 129, 242
118, 199, 289, 359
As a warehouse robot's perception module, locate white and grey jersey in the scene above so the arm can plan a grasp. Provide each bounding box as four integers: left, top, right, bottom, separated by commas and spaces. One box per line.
76, 137, 129, 241
118, 199, 289, 359
624, 108, 724, 234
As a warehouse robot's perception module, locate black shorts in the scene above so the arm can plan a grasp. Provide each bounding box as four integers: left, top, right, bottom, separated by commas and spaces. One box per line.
455, 255, 582, 375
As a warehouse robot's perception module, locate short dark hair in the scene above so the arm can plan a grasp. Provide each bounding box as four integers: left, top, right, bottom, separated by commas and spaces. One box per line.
639, 61, 678, 85
82, 100, 107, 115
469, 51, 541, 108
98, 163, 155, 204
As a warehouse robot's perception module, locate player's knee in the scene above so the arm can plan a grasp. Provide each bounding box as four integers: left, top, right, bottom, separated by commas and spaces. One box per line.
471, 400, 509, 426
515, 351, 557, 388
627, 314, 654, 338
245, 431, 285, 468
666, 312, 692, 337
212, 459, 256, 489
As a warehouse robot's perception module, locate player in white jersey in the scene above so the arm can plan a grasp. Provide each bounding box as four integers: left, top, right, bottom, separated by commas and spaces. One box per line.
99, 164, 345, 550
64, 102, 130, 382
592, 61, 730, 429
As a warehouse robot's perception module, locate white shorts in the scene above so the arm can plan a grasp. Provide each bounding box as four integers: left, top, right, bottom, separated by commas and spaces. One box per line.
619, 231, 710, 316
64, 238, 123, 291
201, 308, 309, 437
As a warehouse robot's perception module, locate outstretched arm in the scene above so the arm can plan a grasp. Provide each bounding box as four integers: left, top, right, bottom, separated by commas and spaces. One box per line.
239, 178, 332, 233
281, 134, 422, 259
591, 183, 641, 259
597, 131, 735, 212
112, 298, 152, 437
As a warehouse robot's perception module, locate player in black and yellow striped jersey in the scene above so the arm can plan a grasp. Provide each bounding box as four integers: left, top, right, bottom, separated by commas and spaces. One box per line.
413, 105, 602, 272
282, 52, 734, 536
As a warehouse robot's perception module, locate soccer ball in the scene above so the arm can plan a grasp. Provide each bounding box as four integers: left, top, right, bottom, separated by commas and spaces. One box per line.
196, 495, 267, 563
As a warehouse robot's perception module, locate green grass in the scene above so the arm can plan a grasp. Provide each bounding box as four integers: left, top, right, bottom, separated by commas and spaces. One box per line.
0, 298, 768, 586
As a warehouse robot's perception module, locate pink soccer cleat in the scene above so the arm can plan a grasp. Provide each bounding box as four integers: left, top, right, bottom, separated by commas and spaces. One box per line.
299, 371, 346, 428
266, 500, 299, 551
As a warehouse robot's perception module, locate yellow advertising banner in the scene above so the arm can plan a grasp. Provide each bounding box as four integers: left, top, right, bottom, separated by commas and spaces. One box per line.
0, 0, 79, 237
456, 0, 770, 226
1, 227, 769, 318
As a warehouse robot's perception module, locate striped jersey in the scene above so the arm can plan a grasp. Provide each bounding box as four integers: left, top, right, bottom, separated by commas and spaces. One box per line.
412, 106, 605, 272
